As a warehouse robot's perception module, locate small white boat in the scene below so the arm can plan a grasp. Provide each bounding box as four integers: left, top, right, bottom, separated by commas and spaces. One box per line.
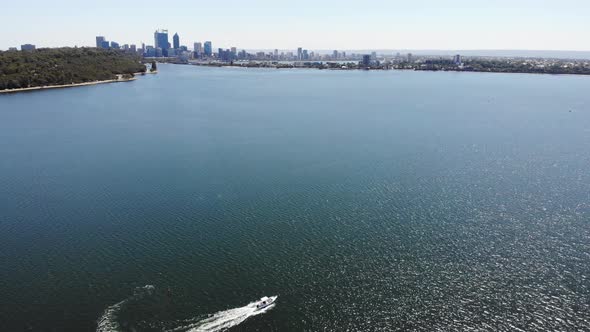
255, 296, 277, 310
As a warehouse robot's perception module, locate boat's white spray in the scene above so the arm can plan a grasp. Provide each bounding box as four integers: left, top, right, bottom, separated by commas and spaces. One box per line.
97, 287, 276, 332
170, 296, 277, 332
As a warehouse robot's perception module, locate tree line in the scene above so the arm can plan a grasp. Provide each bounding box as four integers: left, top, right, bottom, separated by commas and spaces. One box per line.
0, 47, 146, 90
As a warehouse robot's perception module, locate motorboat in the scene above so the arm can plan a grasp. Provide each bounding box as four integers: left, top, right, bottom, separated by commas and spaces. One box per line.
255, 296, 277, 310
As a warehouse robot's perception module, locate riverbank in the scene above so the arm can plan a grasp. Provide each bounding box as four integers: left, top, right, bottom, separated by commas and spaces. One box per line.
178, 59, 590, 76
0, 74, 143, 94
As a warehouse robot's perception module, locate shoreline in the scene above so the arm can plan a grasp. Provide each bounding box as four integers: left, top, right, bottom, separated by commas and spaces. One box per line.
0, 72, 156, 94
175, 62, 590, 77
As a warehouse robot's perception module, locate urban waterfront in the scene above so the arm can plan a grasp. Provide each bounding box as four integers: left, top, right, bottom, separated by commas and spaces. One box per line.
1, 65, 590, 331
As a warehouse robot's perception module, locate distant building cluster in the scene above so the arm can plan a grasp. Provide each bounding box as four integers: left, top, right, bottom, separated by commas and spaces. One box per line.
92, 28, 401, 65
88, 28, 466, 70
95, 35, 139, 55
7, 28, 455, 70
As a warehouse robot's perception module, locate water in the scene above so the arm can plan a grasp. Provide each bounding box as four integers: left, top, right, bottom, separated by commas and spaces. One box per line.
1, 64, 590, 331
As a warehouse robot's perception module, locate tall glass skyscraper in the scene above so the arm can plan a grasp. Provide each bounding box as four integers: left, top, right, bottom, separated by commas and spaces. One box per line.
194, 42, 202, 54
204, 41, 212, 57
154, 29, 169, 56
173, 33, 180, 49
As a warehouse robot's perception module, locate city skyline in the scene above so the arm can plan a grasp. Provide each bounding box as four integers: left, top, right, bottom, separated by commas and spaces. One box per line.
2, 0, 590, 52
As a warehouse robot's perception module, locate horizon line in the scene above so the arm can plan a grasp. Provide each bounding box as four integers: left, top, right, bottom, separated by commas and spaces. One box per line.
3, 46, 590, 53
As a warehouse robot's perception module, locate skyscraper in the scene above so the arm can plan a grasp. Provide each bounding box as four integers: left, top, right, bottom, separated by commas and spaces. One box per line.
154, 29, 169, 56
194, 42, 203, 57
173, 33, 180, 49
204, 41, 212, 57
362, 54, 371, 68
96, 36, 105, 48
297, 47, 303, 60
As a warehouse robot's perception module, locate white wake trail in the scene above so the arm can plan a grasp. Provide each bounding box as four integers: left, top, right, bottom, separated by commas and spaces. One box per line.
96, 285, 156, 332
172, 296, 277, 332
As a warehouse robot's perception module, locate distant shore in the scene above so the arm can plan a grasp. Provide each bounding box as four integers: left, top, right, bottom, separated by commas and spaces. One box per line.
0, 71, 156, 94
158, 58, 590, 76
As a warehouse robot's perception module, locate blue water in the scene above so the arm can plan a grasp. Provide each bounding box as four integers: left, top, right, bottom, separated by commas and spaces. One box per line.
1, 65, 590, 331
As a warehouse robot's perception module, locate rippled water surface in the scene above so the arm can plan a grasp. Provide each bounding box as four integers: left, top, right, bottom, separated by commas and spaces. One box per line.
1, 65, 590, 331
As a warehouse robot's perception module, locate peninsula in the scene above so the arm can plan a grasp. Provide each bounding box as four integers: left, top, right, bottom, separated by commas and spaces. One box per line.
0, 48, 147, 92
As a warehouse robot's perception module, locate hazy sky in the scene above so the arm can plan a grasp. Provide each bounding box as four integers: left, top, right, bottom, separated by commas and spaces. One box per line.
2, 0, 589, 51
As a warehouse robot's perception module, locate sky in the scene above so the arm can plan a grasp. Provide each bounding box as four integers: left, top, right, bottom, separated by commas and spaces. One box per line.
2, 0, 590, 51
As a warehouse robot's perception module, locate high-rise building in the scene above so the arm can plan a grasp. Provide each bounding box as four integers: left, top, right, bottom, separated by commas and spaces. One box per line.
453, 54, 462, 65
130, 44, 137, 53
218, 48, 233, 61
96, 36, 106, 48
371, 51, 377, 60
194, 42, 203, 57
110, 41, 120, 49
362, 54, 371, 67
154, 29, 169, 56
173, 33, 180, 49
274, 49, 278, 59
101, 41, 110, 49
407, 53, 413, 63
21, 44, 36, 51
145, 46, 156, 57
297, 47, 303, 60
333, 50, 338, 59
204, 41, 212, 56
303, 50, 309, 60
